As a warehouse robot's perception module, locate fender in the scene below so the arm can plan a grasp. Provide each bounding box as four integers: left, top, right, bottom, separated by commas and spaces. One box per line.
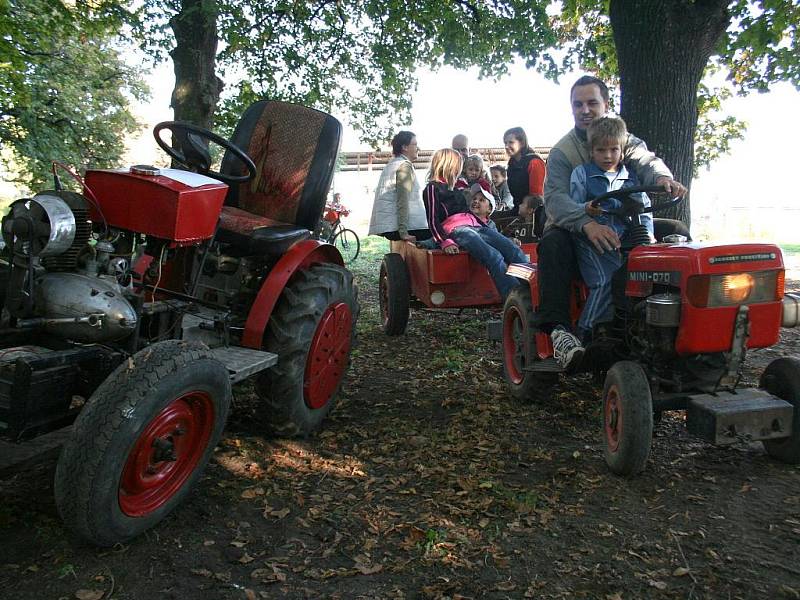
241, 239, 344, 348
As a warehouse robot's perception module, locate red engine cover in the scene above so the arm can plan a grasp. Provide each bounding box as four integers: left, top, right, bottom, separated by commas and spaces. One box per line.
84, 168, 228, 244
626, 242, 784, 354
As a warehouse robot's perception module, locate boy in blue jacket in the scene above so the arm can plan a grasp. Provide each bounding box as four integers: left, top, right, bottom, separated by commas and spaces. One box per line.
569, 116, 653, 341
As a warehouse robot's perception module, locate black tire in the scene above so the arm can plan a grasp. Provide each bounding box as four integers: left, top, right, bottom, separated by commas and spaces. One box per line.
332, 228, 360, 263
761, 357, 800, 464
502, 285, 556, 401
379, 253, 410, 336
602, 361, 653, 476
54, 340, 231, 546
257, 263, 359, 436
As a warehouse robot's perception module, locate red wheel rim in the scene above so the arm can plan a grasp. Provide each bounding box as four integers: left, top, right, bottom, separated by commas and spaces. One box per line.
304, 302, 353, 409
119, 391, 215, 517
503, 305, 525, 384
605, 385, 622, 453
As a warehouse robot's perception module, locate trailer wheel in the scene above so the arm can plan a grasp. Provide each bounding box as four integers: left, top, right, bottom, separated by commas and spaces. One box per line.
257, 263, 358, 436
54, 340, 231, 546
602, 361, 653, 476
379, 253, 410, 336
502, 286, 556, 401
761, 357, 800, 464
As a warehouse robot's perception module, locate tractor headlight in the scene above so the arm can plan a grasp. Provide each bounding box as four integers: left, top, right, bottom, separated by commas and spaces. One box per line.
686, 270, 783, 308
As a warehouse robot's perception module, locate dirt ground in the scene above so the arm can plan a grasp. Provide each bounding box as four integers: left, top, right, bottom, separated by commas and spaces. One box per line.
1, 248, 799, 600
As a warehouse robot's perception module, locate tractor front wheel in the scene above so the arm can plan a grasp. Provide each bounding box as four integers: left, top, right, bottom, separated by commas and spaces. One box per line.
54, 340, 231, 546
257, 263, 358, 436
602, 361, 653, 477
761, 357, 800, 464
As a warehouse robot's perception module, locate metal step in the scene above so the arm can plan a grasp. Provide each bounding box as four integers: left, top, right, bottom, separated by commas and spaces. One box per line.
528, 357, 564, 373
209, 346, 278, 384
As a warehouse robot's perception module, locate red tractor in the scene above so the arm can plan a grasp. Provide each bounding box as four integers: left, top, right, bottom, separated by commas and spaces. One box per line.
500, 186, 800, 475
0, 101, 359, 545
379, 186, 799, 475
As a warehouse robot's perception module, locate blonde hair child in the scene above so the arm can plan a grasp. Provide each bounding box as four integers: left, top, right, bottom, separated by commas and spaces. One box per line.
427, 148, 463, 189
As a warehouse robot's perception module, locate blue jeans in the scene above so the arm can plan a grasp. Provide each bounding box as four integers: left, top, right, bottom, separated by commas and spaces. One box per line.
450, 225, 528, 298
573, 233, 622, 337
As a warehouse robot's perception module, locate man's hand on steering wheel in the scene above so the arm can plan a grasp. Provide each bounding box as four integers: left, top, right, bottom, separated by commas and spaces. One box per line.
656, 176, 687, 198
582, 221, 620, 254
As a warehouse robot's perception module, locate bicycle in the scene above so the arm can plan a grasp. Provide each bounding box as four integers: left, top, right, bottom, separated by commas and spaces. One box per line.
320, 205, 360, 263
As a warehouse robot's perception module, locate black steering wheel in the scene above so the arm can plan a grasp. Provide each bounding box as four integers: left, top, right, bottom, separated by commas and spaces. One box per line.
590, 185, 683, 218
153, 121, 257, 186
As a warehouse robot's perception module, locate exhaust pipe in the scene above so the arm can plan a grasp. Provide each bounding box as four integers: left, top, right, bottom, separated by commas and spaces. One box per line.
783, 292, 800, 328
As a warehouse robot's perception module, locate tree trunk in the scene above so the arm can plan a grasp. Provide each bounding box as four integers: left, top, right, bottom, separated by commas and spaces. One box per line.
609, 0, 730, 227
170, 0, 223, 129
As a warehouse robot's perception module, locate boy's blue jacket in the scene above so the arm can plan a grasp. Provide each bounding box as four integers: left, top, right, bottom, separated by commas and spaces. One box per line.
569, 162, 654, 238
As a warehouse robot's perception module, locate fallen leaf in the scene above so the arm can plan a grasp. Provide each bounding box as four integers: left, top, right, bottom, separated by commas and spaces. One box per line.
241, 487, 265, 499
239, 553, 255, 564
75, 591, 104, 600
495, 581, 516, 591
190, 568, 213, 578
673, 567, 691, 577
779, 585, 800, 599
354, 563, 383, 575
648, 579, 667, 590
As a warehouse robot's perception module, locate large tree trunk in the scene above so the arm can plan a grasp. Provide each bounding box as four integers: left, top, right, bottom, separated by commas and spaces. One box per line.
609, 0, 730, 227
170, 0, 223, 129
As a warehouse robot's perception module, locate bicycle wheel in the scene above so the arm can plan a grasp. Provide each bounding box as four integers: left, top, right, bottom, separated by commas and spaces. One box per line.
332, 228, 360, 263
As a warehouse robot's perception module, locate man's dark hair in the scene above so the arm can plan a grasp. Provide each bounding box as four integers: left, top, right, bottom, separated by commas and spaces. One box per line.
489, 164, 506, 176
503, 127, 533, 154
391, 130, 416, 156
570, 75, 610, 102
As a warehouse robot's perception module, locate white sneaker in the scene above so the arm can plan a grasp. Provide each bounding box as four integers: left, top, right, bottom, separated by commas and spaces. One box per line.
551, 327, 584, 370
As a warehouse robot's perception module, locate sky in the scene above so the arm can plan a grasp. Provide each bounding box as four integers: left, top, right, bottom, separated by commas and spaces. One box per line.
129, 59, 799, 244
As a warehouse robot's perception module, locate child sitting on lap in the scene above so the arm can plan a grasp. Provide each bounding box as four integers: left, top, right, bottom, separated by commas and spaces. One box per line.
570, 116, 654, 340
424, 149, 529, 299
455, 154, 491, 193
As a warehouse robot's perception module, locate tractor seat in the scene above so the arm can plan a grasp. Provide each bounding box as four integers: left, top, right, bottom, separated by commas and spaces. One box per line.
217, 206, 310, 256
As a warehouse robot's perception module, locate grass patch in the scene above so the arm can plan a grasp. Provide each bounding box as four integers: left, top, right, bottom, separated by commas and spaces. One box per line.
780, 244, 800, 255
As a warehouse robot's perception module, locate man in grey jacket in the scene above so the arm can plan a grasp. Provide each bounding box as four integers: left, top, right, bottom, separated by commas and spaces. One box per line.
539, 75, 688, 369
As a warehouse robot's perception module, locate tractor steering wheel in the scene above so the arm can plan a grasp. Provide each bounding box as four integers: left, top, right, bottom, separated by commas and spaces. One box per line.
153, 121, 256, 186
590, 185, 683, 218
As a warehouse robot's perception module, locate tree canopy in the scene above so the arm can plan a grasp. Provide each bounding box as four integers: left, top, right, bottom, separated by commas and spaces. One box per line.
0, 0, 146, 190
3, 0, 799, 209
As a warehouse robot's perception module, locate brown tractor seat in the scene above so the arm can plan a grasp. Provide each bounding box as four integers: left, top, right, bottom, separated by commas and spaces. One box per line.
216, 206, 310, 256
217, 100, 341, 256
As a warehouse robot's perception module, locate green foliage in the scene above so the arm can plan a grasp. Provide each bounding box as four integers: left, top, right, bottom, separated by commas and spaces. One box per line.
0, 0, 147, 190
142, 1, 556, 147
694, 78, 747, 176
722, 0, 800, 92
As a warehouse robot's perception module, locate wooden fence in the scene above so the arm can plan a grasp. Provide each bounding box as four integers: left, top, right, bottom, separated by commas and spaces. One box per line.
339, 147, 551, 172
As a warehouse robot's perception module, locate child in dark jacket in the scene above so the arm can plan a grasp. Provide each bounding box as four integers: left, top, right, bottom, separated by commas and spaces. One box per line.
423, 149, 528, 299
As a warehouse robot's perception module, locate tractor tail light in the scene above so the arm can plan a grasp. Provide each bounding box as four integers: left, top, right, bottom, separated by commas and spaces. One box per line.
686, 271, 782, 308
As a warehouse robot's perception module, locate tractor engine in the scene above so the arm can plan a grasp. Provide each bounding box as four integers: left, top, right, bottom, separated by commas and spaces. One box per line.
1, 190, 138, 343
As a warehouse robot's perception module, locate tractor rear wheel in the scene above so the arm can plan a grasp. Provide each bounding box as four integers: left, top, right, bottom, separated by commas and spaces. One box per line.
602, 361, 653, 477
502, 285, 556, 401
257, 263, 358, 436
379, 253, 410, 336
54, 340, 231, 546
761, 357, 800, 464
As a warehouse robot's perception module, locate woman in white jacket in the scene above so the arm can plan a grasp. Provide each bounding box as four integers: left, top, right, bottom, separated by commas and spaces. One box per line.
368, 131, 431, 242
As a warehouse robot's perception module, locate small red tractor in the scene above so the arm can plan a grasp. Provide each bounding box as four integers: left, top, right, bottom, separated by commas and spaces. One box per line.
379, 186, 800, 475
502, 186, 799, 475
0, 101, 359, 545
